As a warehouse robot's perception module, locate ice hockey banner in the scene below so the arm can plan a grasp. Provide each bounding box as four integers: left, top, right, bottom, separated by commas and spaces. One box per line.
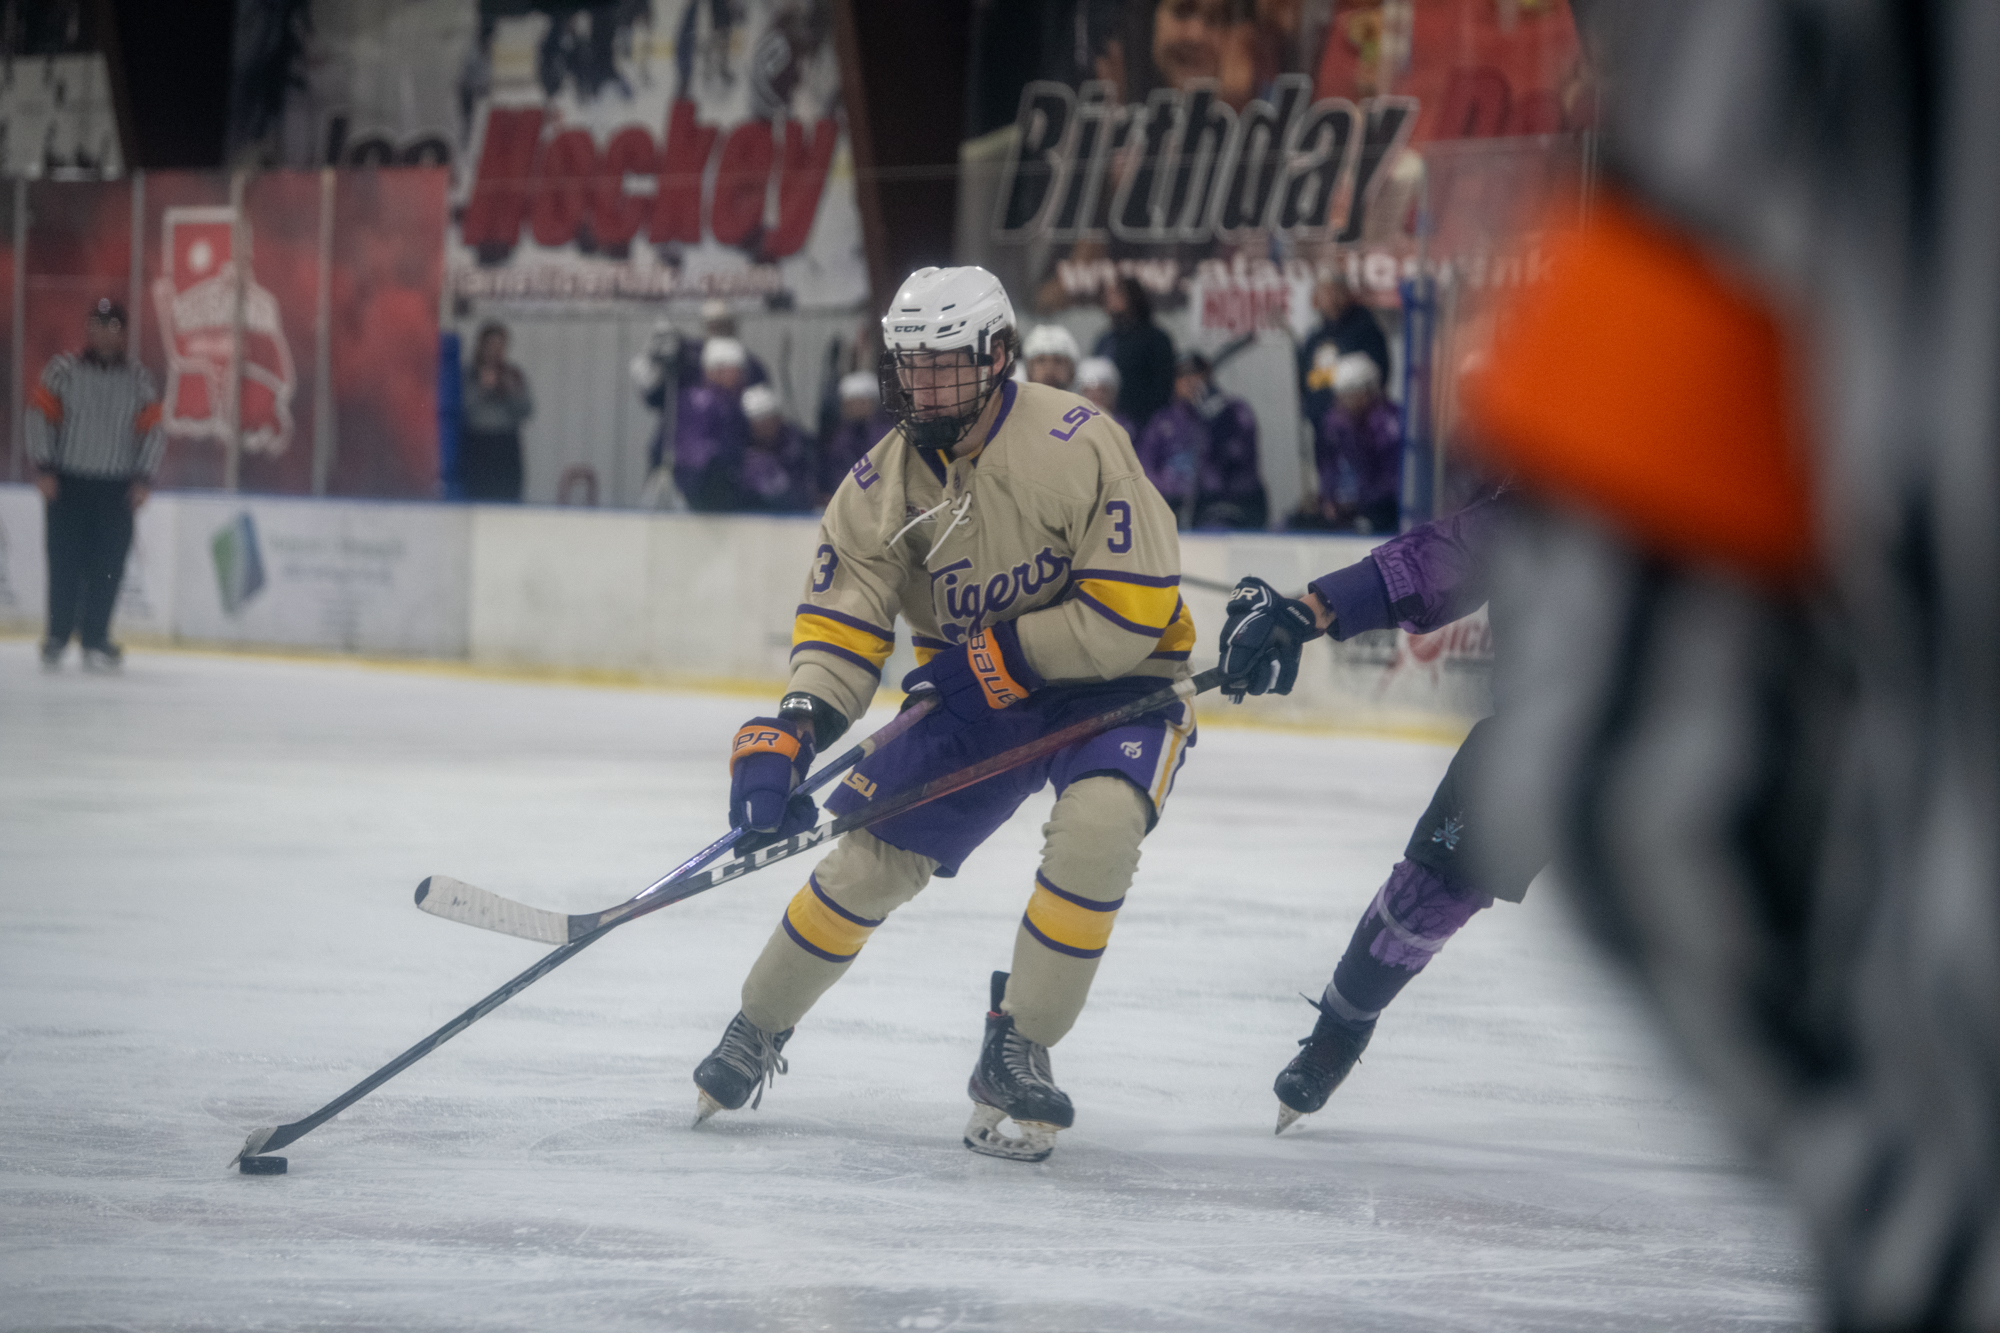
957, 0, 1592, 325
229, 0, 867, 310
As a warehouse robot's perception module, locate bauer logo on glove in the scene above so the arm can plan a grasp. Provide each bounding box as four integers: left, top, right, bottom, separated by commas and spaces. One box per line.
1218, 577, 1324, 702
901, 620, 1045, 724
728, 716, 819, 853
731, 726, 801, 769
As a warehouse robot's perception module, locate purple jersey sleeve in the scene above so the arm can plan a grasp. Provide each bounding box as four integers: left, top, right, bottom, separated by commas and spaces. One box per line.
1310, 497, 1501, 638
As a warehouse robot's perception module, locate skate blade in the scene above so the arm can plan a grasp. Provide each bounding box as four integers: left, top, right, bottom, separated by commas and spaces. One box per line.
1275, 1102, 1306, 1135
962, 1102, 1059, 1162
692, 1088, 726, 1128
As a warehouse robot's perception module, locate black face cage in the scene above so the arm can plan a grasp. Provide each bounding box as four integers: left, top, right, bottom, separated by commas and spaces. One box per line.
879, 330, 1014, 454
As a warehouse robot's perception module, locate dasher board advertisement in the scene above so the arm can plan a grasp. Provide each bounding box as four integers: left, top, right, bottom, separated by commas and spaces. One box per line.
171, 494, 471, 657
959, 0, 1591, 329
229, 0, 867, 310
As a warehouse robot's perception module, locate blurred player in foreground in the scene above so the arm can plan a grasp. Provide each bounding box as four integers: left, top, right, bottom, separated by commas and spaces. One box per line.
1455, 2, 2000, 1325
1217, 494, 1540, 1131
694, 265, 1196, 1161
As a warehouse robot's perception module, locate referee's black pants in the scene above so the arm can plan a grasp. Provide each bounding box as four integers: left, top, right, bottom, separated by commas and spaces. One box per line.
45, 473, 134, 650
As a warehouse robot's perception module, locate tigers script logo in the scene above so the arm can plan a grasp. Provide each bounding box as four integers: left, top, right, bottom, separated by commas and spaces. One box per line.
929, 549, 1071, 643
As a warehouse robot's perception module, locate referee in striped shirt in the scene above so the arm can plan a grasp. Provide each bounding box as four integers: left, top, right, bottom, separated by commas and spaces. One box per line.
28, 297, 164, 672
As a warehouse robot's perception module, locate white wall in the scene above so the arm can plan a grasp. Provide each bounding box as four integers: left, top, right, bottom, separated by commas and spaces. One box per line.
0, 485, 1486, 733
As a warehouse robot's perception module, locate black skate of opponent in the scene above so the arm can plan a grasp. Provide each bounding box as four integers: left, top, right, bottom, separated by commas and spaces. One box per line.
964, 971, 1073, 1162
1273, 996, 1374, 1134
693, 1011, 792, 1126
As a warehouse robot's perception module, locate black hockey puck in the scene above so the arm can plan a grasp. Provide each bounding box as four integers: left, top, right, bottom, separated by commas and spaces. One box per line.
239, 1155, 288, 1175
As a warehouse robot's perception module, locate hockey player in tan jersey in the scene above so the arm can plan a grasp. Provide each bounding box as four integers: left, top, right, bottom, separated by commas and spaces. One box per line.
697, 266, 1196, 1160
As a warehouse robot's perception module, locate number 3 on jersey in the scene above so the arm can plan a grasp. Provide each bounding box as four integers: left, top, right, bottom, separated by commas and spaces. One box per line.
1105, 500, 1132, 553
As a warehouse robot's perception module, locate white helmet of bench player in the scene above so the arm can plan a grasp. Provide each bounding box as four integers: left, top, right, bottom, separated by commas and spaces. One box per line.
879, 265, 1016, 453
1020, 323, 1080, 364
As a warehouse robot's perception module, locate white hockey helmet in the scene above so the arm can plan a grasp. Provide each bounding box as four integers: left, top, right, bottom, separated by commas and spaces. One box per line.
1021, 323, 1081, 364
1074, 356, 1120, 391
1333, 352, 1381, 396
700, 336, 748, 373
837, 370, 880, 403
741, 384, 781, 420
879, 265, 1017, 452
880, 265, 1015, 359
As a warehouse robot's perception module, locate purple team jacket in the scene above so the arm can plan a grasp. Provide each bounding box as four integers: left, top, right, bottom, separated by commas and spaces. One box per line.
1309, 496, 1500, 638
738, 421, 817, 513
1134, 393, 1263, 512
671, 383, 749, 510
818, 410, 895, 496
1316, 398, 1402, 514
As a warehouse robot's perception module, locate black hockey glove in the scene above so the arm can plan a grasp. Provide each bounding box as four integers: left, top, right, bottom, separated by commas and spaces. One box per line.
1218, 576, 1324, 702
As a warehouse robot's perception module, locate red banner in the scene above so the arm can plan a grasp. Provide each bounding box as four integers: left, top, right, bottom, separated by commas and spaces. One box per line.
5, 169, 445, 499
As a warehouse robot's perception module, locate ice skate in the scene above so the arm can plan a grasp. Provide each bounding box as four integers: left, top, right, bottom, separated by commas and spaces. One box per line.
39, 639, 63, 672
963, 971, 1072, 1162
1273, 997, 1374, 1133
691, 1011, 792, 1126
81, 643, 123, 673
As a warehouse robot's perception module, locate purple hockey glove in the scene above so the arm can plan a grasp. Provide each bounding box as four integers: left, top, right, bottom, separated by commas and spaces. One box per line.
1218, 576, 1323, 702
728, 716, 818, 851
899, 621, 1044, 725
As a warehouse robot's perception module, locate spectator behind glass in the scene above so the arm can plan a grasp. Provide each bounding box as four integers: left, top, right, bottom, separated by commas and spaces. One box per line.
671, 336, 750, 512
1134, 351, 1267, 531
461, 322, 533, 502
1298, 352, 1402, 534
1297, 277, 1390, 430
817, 370, 894, 503
1093, 275, 1175, 426
1074, 356, 1137, 442
631, 319, 685, 508
677, 299, 769, 393
738, 385, 816, 514
1020, 324, 1080, 389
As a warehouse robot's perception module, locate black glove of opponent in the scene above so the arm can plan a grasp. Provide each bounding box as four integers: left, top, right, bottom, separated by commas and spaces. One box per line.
1218, 576, 1324, 702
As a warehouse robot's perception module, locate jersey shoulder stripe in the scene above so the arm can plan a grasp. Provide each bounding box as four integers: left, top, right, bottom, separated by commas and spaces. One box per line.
1149, 599, 1196, 659
1073, 568, 1180, 637
794, 604, 894, 642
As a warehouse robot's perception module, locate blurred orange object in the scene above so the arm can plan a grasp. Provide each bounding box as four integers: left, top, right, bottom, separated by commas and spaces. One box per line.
1463, 193, 1815, 585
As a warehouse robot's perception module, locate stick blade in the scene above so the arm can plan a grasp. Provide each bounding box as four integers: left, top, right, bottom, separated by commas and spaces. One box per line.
415, 875, 570, 945
229, 1125, 276, 1168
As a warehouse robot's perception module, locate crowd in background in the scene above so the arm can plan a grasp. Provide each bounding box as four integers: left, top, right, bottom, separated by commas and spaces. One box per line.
464, 276, 1403, 534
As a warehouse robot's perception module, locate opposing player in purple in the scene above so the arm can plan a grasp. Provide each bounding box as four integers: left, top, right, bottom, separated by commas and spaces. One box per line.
1218, 494, 1539, 1132
696, 265, 1196, 1161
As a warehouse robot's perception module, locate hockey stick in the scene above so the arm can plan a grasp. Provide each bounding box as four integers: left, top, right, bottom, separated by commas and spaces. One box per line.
228, 701, 930, 1170
229, 670, 1217, 1167
433, 667, 1223, 945
416, 697, 936, 944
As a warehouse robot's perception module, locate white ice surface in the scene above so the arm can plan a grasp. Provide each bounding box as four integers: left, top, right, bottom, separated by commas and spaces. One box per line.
0, 643, 1815, 1331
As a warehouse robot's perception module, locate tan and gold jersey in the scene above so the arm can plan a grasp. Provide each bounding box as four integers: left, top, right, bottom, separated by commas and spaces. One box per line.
788, 379, 1195, 723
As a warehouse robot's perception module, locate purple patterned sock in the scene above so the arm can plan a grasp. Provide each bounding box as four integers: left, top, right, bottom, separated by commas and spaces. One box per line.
1323, 860, 1489, 1023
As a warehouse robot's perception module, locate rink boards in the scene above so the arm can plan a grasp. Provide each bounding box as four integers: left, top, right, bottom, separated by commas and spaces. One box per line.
0, 483, 1487, 732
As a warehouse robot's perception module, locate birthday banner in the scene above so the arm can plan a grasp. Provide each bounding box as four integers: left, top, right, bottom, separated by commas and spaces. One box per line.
957, 0, 1591, 325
